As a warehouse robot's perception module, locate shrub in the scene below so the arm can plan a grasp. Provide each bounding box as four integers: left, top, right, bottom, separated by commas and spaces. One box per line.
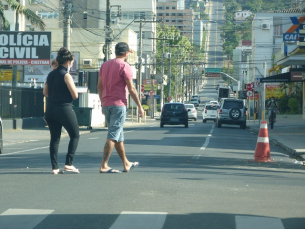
288, 98, 299, 114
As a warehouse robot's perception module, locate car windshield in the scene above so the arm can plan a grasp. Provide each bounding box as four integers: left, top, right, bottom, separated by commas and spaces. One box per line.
163, 104, 185, 111
191, 99, 198, 101
223, 101, 243, 109
206, 105, 219, 110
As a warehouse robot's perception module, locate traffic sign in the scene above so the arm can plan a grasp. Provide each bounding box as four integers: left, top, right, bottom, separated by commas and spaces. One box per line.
167, 96, 172, 102
246, 90, 253, 97
148, 90, 155, 97
254, 78, 263, 91
246, 82, 254, 91
205, 68, 221, 73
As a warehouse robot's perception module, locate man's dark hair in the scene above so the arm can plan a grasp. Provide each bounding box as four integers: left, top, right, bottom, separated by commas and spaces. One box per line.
115, 42, 130, 56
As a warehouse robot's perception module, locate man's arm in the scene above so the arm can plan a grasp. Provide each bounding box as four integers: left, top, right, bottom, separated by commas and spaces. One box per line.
125, 79, 144, 117
97, 76, 103, 104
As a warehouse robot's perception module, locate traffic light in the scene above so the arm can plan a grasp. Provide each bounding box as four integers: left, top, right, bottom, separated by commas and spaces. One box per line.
202, 69, 205, 76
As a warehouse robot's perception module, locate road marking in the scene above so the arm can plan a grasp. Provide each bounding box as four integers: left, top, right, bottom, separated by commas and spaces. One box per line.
235, 216, 285, 229
0, 208, 53, 229
109, 211, 167, 229
0, 146, 49, 156
88, 137, 99, 140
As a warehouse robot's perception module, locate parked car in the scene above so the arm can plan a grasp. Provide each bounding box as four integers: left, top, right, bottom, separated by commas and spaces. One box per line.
202, 104, 219, 122
190, 98, 200, 107
191, 95, 200, 103
160, 103, 188, 128
216, 98, 247, 129
0, 117, 3, 154
185, 104, 197, 121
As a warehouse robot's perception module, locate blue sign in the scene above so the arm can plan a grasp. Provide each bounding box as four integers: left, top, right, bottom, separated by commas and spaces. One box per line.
283, 33, 298, 41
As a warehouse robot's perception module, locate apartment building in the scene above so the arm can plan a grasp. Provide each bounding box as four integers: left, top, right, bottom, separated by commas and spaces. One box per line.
156, 0, 194, 42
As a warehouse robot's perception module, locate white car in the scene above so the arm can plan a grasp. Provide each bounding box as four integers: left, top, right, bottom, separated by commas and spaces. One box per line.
190, 98, 199, 107
202, 104, 219, 122
185, 104, 197, 121
209, 100, 219, 105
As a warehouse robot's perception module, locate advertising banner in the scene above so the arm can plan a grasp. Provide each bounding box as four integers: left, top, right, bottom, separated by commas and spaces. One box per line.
0, 31, 51, 65
265, 84, 285, 99
24, 52, 79, 83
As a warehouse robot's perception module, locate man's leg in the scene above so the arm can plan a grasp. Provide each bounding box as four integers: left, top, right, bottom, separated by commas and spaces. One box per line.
100, 138, 117, 172
114, 141, 133, 171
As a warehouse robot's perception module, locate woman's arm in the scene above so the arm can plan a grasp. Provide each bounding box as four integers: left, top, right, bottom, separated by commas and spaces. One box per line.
64, 73, 78, 100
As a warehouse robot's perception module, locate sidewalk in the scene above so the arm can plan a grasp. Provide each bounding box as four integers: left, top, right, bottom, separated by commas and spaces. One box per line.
247, 114, 305, 161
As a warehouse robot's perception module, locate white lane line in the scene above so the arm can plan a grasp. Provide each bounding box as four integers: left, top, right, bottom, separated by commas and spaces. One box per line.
124, 130, 134, 133
88, 137, 99, 140
200, 137, 210, 151
0, 146, 49, 156
235, 216, 285, 229
109, 211, 167, 229
0, 208, 54, 229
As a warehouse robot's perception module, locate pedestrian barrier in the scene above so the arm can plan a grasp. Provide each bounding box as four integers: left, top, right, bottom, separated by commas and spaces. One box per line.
253, 121, 272, 162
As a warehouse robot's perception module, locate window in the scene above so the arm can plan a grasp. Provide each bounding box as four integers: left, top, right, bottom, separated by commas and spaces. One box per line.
172, 7, 176, 9
37, 11, 59, 19
166, 7, 169, 9
172, 13, 176, 16
166, 20, 169, 22
158, 13, 163, 16
172, 20, 176, 22
166, 13, 169, 16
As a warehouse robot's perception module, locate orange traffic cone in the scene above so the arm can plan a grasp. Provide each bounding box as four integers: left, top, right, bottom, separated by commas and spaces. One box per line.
254, 121, 272, 162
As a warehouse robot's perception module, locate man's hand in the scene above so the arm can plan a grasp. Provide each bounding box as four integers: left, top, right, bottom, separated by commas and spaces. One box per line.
138, 107, 145, 117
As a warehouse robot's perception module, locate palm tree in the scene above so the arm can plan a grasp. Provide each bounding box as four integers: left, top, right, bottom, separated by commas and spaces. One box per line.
0, 0, 46, 86
0, 0, 45, 31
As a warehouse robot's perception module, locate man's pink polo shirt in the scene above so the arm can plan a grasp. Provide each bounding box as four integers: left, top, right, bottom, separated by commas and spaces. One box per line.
99, 58, 133, 107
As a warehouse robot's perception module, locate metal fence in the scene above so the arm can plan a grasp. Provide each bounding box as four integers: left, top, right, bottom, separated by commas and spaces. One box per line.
0, 86, 44, 119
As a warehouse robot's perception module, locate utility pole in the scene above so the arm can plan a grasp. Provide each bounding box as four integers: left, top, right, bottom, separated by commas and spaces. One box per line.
168, 46, 172, 98
104, 0, 111, 61
63, 0, 72, 50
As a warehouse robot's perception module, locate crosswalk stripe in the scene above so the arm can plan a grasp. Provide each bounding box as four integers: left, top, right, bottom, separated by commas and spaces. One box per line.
235, 216, 285, 229
109, 211, 167, 229
0, 208, 54, 229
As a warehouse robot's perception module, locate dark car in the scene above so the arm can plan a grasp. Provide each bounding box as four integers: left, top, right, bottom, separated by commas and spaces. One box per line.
0, 117, 3, 154
160, 103, 188, 128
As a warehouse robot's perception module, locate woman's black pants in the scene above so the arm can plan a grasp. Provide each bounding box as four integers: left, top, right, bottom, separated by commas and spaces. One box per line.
45, 104, 80, 170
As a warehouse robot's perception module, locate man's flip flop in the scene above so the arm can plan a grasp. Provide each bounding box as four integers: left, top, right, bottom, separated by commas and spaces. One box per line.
100, 168, 121, 173
123, 162, 139, 172
64, 166, 80, 173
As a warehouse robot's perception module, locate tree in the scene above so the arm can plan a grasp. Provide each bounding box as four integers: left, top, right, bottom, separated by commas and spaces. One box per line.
0, 0, 45, 31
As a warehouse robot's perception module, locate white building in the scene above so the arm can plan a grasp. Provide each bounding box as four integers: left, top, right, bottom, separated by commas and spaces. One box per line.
234, 10, 252, 25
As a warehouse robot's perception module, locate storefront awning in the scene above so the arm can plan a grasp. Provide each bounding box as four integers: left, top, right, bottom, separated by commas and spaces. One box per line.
260, 69, 305, 83
260, 72, 291, 83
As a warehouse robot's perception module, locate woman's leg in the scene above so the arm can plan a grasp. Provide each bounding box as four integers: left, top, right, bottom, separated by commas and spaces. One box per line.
45, 117, 62, 170
60, 105, 80, 166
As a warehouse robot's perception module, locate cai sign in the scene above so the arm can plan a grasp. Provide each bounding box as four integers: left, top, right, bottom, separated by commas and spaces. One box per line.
0, 31, 51, 65
283, 33, 298, 41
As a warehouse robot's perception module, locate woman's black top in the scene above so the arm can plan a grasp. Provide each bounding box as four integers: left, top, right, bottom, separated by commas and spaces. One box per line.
46, 65, 73, 105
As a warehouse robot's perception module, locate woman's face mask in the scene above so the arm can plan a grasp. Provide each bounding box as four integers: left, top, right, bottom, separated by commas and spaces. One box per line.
67, 60, 74, 72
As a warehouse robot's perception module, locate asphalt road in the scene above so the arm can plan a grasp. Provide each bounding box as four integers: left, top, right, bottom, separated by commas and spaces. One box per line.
0, 77, 304, 229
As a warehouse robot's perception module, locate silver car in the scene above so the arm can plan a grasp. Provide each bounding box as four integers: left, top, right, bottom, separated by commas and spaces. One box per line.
216, 98, 247, 129
185, 104, 197, 121
0, 117, 3, 154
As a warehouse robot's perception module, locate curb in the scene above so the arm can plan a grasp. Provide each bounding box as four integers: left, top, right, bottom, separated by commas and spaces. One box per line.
247, 125, 304, 160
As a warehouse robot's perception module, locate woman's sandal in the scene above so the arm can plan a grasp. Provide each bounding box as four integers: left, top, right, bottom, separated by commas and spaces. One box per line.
52, 169, 64, 175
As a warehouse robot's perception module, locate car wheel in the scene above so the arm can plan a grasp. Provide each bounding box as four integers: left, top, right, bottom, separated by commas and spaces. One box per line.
185, 122, 188, 128
194, 118, 197, 121
229, 108, 241, 120
203, 119, 206, 123
160, 122, 164, 128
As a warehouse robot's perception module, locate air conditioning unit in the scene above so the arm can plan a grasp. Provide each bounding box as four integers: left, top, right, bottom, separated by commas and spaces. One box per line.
83, 59, 92, 66
261, 23, 270, 30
